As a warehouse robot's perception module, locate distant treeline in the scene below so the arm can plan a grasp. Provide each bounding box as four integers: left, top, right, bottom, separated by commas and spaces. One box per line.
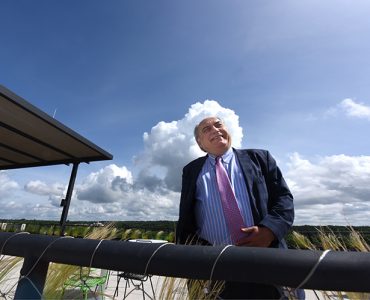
0, 219, 177, 232
2, 219, 369, 233
1, 219, 369, 247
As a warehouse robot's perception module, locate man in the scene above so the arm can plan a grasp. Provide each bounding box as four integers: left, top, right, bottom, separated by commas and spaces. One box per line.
176, 116, 295, 299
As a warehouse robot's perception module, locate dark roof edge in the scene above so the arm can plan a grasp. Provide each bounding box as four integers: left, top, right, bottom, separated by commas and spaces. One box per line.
0, 156, 110, 170
0, 84, 113, 161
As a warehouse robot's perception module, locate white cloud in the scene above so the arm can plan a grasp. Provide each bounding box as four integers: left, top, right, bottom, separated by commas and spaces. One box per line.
286, 153, 370, 225
0, 171, 19, 198
0, 172, 65, 219
4, 100, 370, 225
73, 164, 179, 220
324, 98, 370, 121
15, 100, 242, 221
24, 180, 66, 207
0, 195, 63, 220
25, 180, 65, 196
65, 100, 243, 220
339, 98, 370, 120
68, 99, 370, 224
137, 100, 243, 192
24, 149, 369, 224
77, 164, 133, 203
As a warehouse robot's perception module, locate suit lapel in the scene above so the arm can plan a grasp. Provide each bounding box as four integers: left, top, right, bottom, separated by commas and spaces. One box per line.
234, 149, 260, 223
234, 149, 254, 191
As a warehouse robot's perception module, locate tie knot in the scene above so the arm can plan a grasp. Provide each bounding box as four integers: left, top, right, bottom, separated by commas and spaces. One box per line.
216, 156, 222, 163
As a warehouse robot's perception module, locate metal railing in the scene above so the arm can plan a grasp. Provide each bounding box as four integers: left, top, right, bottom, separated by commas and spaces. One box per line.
1, 232, 370, 299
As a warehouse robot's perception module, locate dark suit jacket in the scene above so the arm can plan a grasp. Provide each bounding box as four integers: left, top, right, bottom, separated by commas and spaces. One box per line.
176, 148, 294, 248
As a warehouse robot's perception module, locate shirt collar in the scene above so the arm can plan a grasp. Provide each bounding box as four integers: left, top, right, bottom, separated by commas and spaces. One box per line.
208, 147, 234, 166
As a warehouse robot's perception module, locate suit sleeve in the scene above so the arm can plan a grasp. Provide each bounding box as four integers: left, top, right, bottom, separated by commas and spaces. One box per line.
176, 165, 196, 244
258, 151, 294, 242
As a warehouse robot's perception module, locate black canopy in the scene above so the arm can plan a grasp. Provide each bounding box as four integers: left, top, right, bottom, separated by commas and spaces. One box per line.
0, 84, 113, 233
0, 84, 112, 170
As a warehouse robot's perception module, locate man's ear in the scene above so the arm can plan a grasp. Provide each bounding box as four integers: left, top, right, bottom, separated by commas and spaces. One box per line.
196, 139, 206, 153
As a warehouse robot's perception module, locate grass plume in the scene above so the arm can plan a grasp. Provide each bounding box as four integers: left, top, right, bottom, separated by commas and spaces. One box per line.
43, 223, 116, 299
291, 226, 369, 300
159, 277, 224, 300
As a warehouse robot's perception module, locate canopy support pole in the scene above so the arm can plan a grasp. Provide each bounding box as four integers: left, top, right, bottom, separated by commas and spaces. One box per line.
59, 162, 79, 235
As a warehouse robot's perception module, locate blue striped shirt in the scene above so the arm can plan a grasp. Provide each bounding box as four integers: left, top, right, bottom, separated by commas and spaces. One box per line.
195, 148, 254, 245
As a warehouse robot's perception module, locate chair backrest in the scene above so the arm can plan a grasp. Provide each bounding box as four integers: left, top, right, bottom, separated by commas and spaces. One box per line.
78, 267, 108, 280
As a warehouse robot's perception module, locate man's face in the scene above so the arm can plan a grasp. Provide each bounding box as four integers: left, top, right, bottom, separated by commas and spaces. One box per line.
196, 117, 231, 156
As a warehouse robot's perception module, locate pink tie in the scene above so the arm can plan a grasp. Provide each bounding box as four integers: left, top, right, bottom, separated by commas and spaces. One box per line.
215, 156, 246, 244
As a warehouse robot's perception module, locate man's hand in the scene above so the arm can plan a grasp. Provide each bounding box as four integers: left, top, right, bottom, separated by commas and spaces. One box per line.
236, 226, 275, 247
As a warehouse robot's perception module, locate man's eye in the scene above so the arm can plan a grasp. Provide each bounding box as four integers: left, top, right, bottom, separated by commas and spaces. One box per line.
202, 127, 210, 133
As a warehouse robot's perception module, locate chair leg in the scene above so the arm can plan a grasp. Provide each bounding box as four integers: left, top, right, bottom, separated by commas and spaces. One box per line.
120, 276, 156, 300
141, 282, 145, 299
114, 275, 121, 298
149, 276, 156, 300
83, 289, 88, 300
123, 278, 129, 299
100, 284, 105, 300
106, 270, 111, 289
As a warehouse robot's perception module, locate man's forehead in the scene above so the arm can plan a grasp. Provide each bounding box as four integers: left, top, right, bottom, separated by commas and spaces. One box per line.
198, 117, 222, 128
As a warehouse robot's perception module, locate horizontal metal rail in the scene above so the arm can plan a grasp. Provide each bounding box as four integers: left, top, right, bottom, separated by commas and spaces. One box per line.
1, 232, 369, 299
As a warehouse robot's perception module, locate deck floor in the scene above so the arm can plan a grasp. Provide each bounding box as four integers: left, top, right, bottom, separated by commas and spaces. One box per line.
0, 257, 327, 299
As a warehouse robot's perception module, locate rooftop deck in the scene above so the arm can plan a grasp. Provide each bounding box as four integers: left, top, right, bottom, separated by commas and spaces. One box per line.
0, 258, 325, 299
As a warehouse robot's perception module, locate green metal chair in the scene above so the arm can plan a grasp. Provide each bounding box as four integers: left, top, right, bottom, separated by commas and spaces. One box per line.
62, 267, 109, 299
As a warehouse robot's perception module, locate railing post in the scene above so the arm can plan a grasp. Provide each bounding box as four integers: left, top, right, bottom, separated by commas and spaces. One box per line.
14, 256, 49, 300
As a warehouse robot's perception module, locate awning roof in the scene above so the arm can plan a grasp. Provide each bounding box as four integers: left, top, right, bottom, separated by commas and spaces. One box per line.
0, 84, 113, 170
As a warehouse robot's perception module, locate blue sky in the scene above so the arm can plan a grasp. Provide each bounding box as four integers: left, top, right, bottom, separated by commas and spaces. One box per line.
1, 0, 370, 225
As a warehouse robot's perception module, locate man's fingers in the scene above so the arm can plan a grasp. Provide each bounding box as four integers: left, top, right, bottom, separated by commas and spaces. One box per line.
241, 226, 258, 233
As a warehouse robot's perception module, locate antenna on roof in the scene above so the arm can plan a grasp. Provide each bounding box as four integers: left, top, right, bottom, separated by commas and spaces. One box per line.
53, 108, 57, 118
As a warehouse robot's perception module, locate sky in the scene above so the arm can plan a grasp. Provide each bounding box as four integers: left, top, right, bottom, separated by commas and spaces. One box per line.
1, 0, 370, 226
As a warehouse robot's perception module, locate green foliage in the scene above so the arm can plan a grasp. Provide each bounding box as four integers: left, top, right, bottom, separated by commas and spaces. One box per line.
53, 226, 61, 236
155, 230, 165, 240
166, 232, 175, 243
43, 224, 116, 299
347, 229, 370, 251
113, 220, 177, 232
131, 229, 142, 239
70, 226, 91, 238
142, 230, 155, 239
24, 224, 40, 234
286, 226, 370, 249
64, 226, 74, 237
5, 224, 15, 233
39, 226, 50, 235
109, 227, 118, 239
47, 225, 55, 236
122, 228, 132, 240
